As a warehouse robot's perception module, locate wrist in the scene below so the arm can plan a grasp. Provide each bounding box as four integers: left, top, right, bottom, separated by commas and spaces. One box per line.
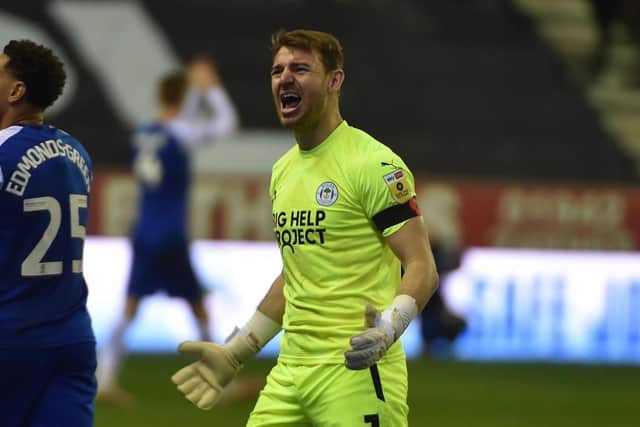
381, 294, 418, 341
243, 310, 281, 347
225, 311, 281, 363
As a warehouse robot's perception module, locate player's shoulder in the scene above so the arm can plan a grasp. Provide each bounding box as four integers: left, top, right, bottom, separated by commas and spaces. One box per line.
52, 125, 79, 143
0, 125, 25, 152
341, 122, 378, 145
342, 123, 408, 171
51, 125, 91, 159
0, 124, 84, 152
341, 123, 389, 154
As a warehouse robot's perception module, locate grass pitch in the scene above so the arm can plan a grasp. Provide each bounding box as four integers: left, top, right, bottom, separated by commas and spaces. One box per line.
95, 355, 639, 427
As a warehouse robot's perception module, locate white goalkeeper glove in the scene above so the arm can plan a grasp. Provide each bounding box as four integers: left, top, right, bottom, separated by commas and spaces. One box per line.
344, 295, 418, 370
171, 311, 280, 410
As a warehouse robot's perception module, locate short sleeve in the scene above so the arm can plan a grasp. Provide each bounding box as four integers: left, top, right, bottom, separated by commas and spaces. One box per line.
357, 149, 421, 237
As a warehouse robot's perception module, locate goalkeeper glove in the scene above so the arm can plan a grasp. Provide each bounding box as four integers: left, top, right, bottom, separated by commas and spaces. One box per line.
344, 295, 418, 370
171, 311, 280, 410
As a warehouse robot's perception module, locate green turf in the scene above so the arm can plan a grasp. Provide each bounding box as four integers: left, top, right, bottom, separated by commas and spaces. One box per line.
95, 355, 639, 427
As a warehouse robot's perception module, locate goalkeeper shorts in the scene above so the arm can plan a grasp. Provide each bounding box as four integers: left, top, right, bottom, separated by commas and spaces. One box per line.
246, 358, 408, 426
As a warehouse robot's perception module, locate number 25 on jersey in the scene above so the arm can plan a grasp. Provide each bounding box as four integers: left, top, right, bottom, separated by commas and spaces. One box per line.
22, 194, 87, 277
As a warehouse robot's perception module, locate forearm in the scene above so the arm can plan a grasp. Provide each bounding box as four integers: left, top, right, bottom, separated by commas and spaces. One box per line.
257, 273, 286, 324
203, 86, 239, 134
378, 217, 440, 343
178, 89, 201, 120
397, 256, 439, 312
386, 217, 440, 313
170, 87, 238, 145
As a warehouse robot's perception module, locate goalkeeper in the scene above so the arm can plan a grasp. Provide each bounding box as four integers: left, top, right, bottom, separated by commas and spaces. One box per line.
171, 29, 439, 426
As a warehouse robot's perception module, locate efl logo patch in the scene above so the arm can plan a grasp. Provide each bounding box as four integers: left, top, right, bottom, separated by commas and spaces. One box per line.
316, 181, 339, 206
383, 169, 412, 203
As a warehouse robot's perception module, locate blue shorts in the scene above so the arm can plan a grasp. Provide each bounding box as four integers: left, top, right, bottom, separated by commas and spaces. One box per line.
0, 342, 96, 427
128, 239, 203, 301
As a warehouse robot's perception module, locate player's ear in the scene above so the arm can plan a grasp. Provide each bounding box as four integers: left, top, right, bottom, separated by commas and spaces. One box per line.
8, 81, 27, 104
327, 69, 344, 93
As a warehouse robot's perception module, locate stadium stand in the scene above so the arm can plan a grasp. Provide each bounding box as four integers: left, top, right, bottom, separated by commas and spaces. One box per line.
0, 0, 636, 181
144, 0, 637, 182
514, 0, 640, 175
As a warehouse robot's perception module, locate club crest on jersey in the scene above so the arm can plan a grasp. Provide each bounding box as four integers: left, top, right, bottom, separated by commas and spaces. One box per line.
383, 169, 412, 203
316, 181, 339, 206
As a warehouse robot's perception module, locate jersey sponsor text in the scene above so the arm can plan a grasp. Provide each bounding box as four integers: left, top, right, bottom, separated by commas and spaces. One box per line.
273, 209, 327, 253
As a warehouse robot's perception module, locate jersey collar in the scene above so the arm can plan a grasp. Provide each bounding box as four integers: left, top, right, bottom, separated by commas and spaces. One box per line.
0, 125, 24, 148
298, 120, 348, 157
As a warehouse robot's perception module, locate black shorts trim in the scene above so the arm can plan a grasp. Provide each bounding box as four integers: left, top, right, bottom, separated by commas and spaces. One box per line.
364, 414, 380, 426
369, 364, 385, 402
372, 197, 420, 232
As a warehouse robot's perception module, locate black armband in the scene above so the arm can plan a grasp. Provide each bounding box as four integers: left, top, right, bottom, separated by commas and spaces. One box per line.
372, 196, 421, 232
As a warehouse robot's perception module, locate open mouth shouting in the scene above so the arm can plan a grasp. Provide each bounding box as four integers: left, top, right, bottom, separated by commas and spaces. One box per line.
280, 91, 302, 116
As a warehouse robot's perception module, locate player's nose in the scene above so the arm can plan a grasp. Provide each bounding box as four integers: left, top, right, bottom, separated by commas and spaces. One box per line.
280, 67, 295, 84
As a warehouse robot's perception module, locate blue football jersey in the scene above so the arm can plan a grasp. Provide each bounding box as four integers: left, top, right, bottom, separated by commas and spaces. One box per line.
131, 123, 190, 246
0, 125, 94, 348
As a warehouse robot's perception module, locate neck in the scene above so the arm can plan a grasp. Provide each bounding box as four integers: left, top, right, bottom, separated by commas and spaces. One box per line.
1, 108, 43, 129
294, 109, 343, 151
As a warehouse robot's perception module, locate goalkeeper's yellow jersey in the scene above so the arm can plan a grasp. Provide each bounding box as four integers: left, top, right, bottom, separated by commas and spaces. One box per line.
269, 121, 421, 365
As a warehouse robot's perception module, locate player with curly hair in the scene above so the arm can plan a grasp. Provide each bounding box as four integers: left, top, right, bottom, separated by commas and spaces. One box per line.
0, 39, 96, 427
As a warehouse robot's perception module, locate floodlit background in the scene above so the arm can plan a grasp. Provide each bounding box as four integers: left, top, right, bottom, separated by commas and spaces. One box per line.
3, 0, 640, 426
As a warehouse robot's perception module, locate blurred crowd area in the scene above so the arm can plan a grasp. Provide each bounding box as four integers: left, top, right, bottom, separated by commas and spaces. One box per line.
1, 0, 639, 182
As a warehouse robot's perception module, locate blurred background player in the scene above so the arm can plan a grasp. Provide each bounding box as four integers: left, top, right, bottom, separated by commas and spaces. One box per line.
96, 57, 239, 403
0, 40, 96, 427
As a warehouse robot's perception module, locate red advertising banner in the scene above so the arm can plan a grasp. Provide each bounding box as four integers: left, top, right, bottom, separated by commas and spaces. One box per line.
89, 172, 640, 251
420, 181, 640, 250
